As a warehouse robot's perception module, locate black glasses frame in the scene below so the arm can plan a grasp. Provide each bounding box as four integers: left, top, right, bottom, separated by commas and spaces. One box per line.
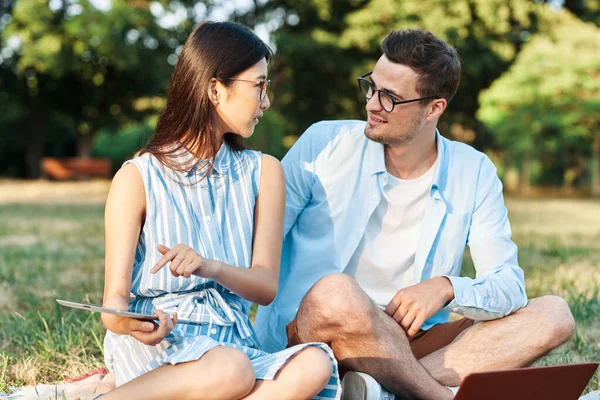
357, 72, 438, 112
218, 78, 270, 101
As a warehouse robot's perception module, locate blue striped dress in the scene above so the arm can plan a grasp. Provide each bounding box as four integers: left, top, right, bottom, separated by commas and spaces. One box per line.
103, 142, 341, 399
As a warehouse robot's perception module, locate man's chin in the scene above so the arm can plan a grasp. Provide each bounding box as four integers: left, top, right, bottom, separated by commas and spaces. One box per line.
364, 126, 385, 143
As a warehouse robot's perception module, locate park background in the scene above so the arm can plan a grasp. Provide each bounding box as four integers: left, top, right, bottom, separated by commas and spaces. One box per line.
0, 0, 599, 395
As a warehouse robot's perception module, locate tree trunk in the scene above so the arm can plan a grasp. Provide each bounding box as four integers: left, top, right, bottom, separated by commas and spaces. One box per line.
24, 139, 44, 179
24, 109, 49, 178
519, 151, 531, 195
592, 134, 600, 197
77, 130, 96, 159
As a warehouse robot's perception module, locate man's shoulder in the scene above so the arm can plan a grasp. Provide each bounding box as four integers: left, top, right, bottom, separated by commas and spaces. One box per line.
283, 120, 370, 175
300, 120, 367, 146
438, 134, 502, 205
440, 134, 494, 171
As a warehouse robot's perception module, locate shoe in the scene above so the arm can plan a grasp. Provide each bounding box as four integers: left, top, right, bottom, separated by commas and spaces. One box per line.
341, 371, 396, 400
447, 386, 460, 396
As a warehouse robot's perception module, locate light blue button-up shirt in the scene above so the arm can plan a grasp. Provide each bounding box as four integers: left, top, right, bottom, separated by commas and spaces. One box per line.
255, 120, 528, 353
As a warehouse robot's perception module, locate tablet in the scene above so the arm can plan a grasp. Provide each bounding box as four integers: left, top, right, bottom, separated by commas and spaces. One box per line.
56, 299, 193, 325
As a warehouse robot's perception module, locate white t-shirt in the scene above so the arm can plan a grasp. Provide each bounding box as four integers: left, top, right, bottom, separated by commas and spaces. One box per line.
344, 159, 437, 308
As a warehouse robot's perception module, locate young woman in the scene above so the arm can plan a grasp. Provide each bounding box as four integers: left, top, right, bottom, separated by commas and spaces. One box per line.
99, 21, 340, 400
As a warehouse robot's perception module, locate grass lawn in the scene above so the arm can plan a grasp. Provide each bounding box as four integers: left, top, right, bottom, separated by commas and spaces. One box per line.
0, 182, 598, 394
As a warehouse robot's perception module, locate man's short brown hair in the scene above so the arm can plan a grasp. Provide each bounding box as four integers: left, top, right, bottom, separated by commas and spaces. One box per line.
382, 29, 461, 103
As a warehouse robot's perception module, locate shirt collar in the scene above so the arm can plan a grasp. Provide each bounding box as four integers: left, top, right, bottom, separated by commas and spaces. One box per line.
366, 129, 448, 197
366, 137, 386, 176
431, 130, 448, 199
170, 141, 231, 178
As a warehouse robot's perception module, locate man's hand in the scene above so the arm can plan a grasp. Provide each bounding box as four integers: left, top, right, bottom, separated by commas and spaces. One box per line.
385, 277, 455, 337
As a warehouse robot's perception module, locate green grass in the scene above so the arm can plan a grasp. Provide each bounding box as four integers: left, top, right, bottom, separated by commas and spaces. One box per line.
0, 197, 599, 394
0, 204, 106, 393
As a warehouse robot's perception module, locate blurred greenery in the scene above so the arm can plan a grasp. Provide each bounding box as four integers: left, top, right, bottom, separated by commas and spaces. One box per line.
0, 0, 599, 196
92, 118, 154, 173
478, 9, 600, 193
0, 0, 203, 176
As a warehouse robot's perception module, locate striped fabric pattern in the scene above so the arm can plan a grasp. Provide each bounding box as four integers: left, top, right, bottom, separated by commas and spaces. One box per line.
103, 143, 341, 399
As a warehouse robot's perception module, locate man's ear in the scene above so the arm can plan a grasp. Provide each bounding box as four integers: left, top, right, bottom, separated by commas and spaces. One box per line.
427, 98, 447, 121
207, 78, 220, 105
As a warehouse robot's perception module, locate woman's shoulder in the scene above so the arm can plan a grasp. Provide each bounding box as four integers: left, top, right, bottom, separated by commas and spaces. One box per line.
108, 162, 146, 205
124, 151, 155, 168
257, 153, 283, 191
260, 153, 282, 171
123, 152, 170, 178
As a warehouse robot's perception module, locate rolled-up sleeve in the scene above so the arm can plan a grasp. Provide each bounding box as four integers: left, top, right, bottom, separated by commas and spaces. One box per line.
443, 156, 528, 320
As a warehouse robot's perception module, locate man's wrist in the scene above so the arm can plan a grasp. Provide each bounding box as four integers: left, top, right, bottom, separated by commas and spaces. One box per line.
440, 276, 455, 304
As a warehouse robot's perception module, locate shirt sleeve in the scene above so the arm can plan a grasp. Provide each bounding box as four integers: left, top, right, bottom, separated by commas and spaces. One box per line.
280, 124, 321, 239
443, 156, 528, 320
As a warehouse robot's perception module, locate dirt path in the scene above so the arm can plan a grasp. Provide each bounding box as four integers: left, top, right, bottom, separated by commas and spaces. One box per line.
0, 179, 111, 204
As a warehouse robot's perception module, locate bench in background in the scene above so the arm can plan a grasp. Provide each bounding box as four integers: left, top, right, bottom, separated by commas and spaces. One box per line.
40, 157, 112, 180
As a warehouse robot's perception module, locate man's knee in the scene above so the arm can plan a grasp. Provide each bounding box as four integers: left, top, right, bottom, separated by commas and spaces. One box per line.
298, 274, 376, 333
526, 295, 575, 349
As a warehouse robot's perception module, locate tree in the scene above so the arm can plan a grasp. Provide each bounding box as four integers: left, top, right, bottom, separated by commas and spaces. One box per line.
538, 0, 600, 26
240, 0, 369, 140
245, 0, 553, 151
478, 9, 600, 193
1, 0, 219, 177
2, 0, 176, 176
335, 0, 555, 150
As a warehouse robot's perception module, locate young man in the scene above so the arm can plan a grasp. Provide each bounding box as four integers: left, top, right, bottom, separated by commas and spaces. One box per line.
255, 29, 575, 400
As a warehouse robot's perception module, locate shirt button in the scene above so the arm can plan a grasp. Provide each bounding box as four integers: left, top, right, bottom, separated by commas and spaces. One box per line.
372, 195, 379, 201
214, 256, 221, 262
210, 328, 217, 335
205, 215, 212, 222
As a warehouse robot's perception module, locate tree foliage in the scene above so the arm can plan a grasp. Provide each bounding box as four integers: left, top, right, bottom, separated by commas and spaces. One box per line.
1, 0, 599, 192
478, 9, 600, 190
250, 1, 560, 151
0, 0, 205, 176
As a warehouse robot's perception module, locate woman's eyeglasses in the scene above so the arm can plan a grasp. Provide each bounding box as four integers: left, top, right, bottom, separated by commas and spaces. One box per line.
219, 77, 270, 102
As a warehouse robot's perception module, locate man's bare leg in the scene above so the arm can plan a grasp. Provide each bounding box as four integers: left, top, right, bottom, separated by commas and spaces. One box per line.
419, 295, 575, 386
295, 274, 453, 400
295, 275, 575, 399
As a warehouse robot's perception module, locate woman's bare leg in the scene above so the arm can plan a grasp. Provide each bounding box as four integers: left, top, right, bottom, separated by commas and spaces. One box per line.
100, 347, 255, 400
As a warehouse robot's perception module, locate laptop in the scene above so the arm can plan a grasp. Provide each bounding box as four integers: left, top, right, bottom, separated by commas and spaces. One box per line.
454, 363, 598, 400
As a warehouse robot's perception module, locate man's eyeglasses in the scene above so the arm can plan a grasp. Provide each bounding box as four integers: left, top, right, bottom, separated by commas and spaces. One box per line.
219, 77, 270, 102
357, 72, 438, 113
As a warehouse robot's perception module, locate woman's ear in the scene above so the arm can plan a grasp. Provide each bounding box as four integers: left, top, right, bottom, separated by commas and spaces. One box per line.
207, 78, 220, 106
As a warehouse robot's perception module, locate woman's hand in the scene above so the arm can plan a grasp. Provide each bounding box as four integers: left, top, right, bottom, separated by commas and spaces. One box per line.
126, 309, 178, 346
151, 244, 218, 279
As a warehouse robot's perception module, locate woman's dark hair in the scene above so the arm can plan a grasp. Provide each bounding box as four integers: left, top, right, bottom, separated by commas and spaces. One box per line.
140, 21, 272, 176
382, 29, 461, 104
